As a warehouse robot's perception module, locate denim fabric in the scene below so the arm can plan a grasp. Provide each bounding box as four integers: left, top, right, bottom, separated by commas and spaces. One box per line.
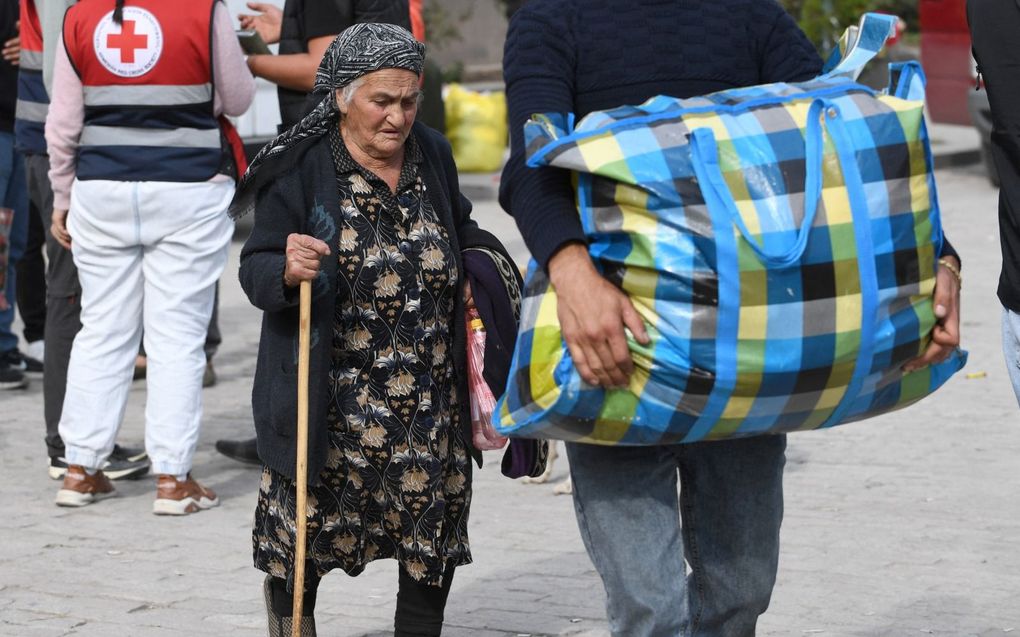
1001, 308, 1020, 408
1, 131, 28, 353
566, 435, 786, 637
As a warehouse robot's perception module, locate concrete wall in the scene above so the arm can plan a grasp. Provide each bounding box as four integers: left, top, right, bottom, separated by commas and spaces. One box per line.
426, 0, 509, 70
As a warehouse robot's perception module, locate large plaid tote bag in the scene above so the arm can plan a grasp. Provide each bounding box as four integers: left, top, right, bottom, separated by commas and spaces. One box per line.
494, 14, 967, 445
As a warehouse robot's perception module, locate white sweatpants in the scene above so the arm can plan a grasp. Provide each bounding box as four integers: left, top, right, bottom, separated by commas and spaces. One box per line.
59, 178, 234, 476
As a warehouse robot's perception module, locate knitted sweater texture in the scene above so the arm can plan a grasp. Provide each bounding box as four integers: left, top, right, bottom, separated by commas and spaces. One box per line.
499, 0, 824, 267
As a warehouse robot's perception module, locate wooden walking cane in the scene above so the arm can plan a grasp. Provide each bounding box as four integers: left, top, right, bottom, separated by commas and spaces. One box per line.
291, 278, 312, 636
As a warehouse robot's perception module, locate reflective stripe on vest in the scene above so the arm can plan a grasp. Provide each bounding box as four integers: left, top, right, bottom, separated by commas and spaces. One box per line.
20, 49, 43, 71
80, 125, 221, 148
15, 0, 49, 154
15, 99, 48, 122
83, 83, 213, 106
15, 69, 48, 154
66, 0, 222, 182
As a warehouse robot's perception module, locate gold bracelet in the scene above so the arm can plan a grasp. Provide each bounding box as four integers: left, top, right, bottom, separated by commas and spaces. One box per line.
937, 258, 962, 289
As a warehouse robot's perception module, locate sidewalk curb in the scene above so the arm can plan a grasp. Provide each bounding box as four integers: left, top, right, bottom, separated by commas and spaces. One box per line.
934, 148, 982, 170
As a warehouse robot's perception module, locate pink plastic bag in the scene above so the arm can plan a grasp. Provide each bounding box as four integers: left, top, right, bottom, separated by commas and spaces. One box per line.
465, 307, 507, 451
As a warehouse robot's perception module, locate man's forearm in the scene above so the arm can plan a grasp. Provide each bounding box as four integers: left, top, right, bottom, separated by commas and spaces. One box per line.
548, 242, 594, 289
248, 53, 318, 92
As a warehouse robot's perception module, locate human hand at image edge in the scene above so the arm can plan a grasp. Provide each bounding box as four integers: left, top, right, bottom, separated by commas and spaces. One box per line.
548, 243, 650, 388
903, 256, 961, 372
238, 2, 282, 45
51, 208, 72, 250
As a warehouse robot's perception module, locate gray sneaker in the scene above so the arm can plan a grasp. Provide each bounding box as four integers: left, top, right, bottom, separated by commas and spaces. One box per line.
48, 444, 150, 481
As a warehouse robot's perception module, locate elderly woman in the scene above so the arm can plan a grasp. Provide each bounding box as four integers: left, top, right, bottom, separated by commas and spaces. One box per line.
233, 24, 518, 637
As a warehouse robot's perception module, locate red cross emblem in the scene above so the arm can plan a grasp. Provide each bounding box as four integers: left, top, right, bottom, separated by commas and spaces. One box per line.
106, 20, 148, 64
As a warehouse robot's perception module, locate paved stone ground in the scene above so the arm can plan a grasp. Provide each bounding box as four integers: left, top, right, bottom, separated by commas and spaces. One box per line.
2, 158, 1018, 636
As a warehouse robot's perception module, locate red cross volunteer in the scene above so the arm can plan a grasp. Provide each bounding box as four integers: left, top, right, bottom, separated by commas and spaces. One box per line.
44, 0, 254, 515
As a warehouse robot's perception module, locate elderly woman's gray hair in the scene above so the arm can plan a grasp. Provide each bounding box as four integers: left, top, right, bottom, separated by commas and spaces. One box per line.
230, 23, 425, 218
336, 76, 426, 111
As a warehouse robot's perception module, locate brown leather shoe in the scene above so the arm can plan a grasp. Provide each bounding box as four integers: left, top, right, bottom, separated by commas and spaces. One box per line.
55, 465, 115, 507
153, 474, 219, 516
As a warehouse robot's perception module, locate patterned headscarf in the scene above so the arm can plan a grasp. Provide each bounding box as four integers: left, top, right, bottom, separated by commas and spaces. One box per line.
229, 23, 425, 219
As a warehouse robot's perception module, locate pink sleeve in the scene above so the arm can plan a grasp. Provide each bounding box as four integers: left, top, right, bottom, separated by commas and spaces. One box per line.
212, 2, 255, 117
45, 35, 83, 211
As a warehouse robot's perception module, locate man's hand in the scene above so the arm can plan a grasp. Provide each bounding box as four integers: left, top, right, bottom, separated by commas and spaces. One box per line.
2, 22, 20, 66
903, 256, 961, 372
239, 2, 282, 45
463, 281, 475, 311
548, 243, 650, 388
51, 208, 72, 249
283, 233, 330, 287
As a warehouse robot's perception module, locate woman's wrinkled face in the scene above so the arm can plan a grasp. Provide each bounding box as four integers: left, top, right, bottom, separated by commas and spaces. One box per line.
337, 68, 420, 161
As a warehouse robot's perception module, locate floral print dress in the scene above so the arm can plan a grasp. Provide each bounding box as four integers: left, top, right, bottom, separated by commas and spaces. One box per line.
253, 130, 471, 587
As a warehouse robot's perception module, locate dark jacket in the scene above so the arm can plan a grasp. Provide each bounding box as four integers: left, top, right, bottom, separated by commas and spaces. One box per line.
499, 0, 824, 269
240, 122, 510, 482
969, 0, 1020, 310
498, 0, 958, 270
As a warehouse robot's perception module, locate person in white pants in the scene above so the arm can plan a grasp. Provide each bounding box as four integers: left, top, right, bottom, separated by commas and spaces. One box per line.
60, 180, 233, 499
45, 0, 254, 514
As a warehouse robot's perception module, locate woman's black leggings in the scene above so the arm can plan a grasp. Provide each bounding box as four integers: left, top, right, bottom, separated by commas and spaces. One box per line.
267, 565, 456, 636
393, 566, 456, 636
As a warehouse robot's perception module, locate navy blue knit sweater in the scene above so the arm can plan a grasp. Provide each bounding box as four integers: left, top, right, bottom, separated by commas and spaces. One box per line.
498, 0, 824, 268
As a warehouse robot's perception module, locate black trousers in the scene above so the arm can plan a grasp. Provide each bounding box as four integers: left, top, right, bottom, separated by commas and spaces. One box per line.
968, 0, 1020, 310
25, 153, 78, 458
43, 293, 81, 457
267, 565, 455, 636
16, 173, 46, 343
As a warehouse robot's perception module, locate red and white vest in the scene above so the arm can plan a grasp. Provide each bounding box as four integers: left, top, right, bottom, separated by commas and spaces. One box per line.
15, 0, 48, 154
63, 0, 224, 181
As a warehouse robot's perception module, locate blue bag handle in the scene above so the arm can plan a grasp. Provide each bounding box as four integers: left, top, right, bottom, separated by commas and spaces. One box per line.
821, 13, 899, 80
688, 98, 825, 268
888, 60, 927, 101
811, 101, 880, 429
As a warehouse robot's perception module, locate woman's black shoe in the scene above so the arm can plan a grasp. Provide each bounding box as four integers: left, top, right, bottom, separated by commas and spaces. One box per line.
264, 576, 316, 637
215, 437, 261, 465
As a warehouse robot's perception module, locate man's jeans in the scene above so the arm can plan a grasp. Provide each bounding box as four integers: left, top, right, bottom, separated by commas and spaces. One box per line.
1002, 308, 1020, 407
1, 131, 28, 354
566, 434, 786, 637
